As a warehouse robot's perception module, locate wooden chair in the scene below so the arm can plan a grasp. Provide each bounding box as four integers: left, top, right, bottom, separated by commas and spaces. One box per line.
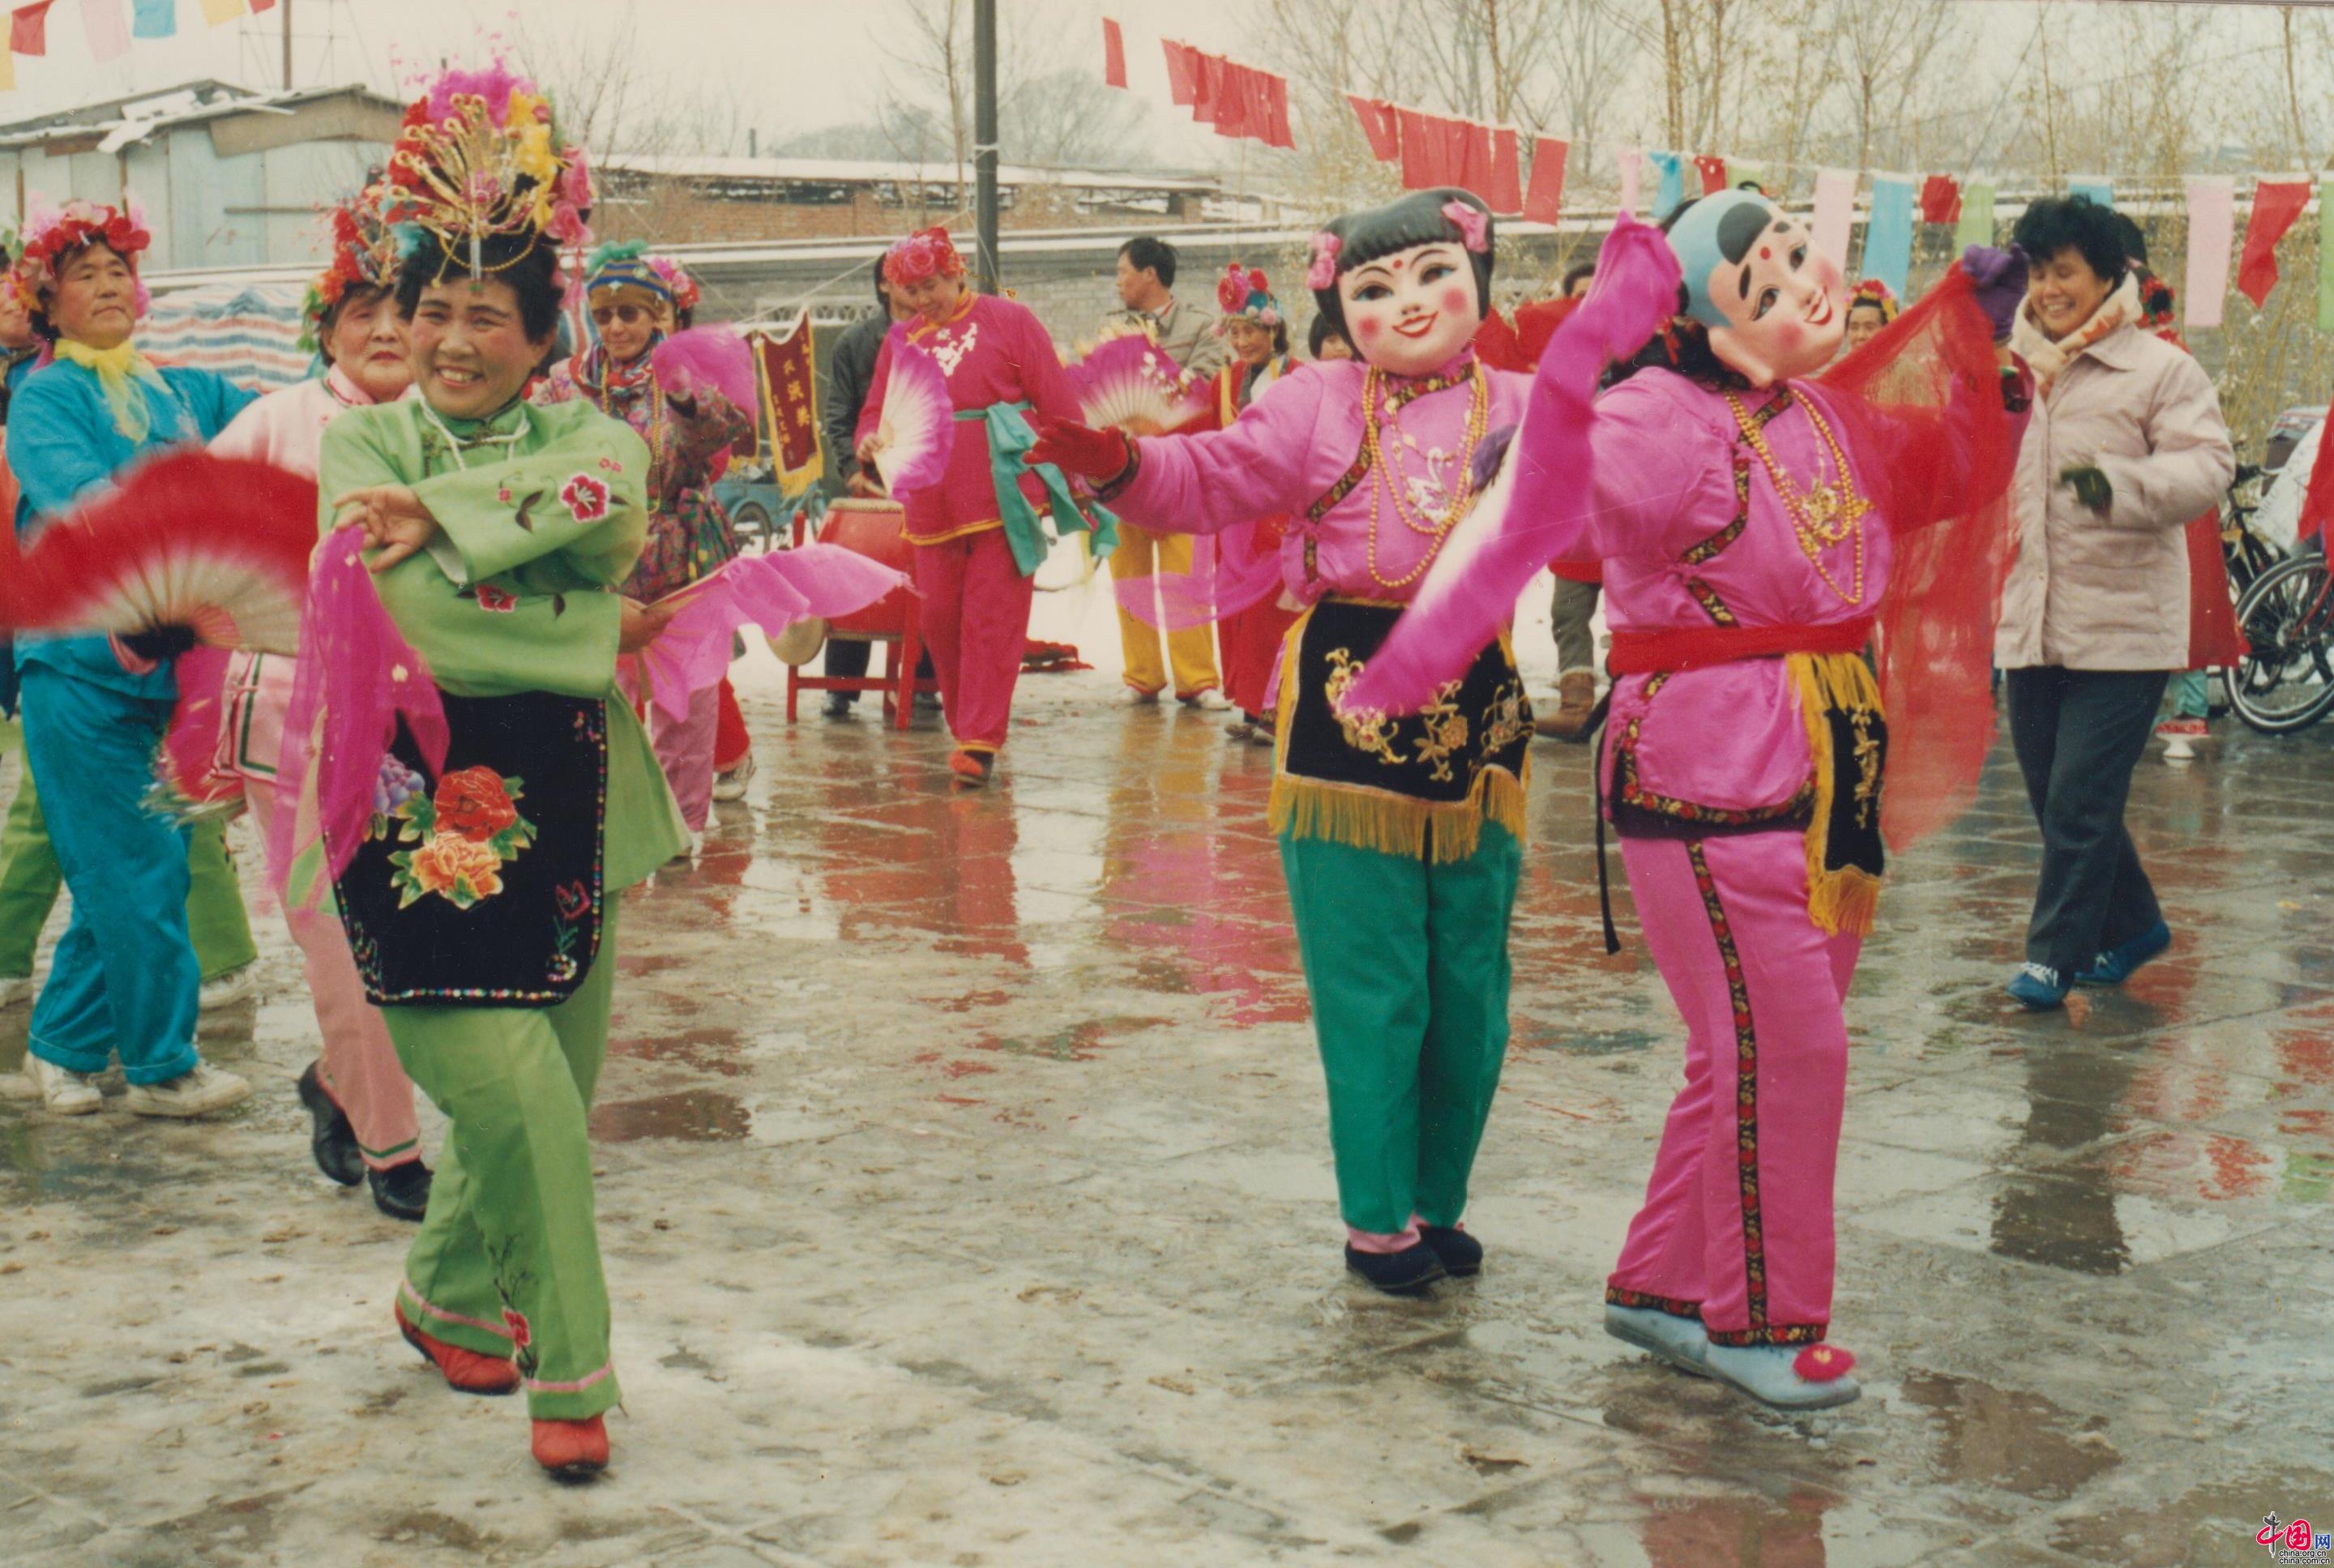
783, 502, 938, 731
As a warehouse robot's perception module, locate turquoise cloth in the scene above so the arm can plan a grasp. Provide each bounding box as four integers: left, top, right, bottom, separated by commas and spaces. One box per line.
1862, 176, 1917, 298
955, 401, 1118, 578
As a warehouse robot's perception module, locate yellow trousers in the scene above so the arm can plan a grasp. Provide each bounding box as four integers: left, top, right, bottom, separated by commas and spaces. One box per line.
1109, 523, 1220, 698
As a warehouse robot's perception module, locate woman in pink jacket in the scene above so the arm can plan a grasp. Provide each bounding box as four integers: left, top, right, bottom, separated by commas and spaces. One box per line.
1347, 194, 2032, 1408
208, 194, 431, 1220
1994, 197, 2235, 1009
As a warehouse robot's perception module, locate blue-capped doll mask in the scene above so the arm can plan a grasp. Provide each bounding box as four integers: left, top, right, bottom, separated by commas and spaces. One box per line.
1667, 190, 1846, 387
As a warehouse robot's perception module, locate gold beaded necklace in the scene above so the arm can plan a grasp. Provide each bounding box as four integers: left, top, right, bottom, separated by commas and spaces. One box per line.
1726, 391, 1870, 607
1362, 364, 1490, 589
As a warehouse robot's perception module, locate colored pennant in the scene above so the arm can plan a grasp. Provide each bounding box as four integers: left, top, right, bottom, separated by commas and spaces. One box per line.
1347, 95, 1399, 163
1161, 39, 1194, 105
1262, 73, 1291, 150
2238, 178, 2310, 307
1616, 148, 1641, 215
10, 2, 53, 56
2068, 177, 2114, 210
1523, 137, 1567, 225
2318, 180, 2334, 331
1396, 106, 1439, 190
2183, 176, 2234, 331
1919, 173, 1961, 227
1862, 174, 1916, 297
1487, 128, 1520, 215
1954, 182, 1997, 253
199, 0, 245, 23
1693, 155, 1728, 195
1648, 151, 1684, 219
82, 0, 130, 60
1810, 169, 1856, 271
1101, 18, 1126, 88
131, 0, 173, 37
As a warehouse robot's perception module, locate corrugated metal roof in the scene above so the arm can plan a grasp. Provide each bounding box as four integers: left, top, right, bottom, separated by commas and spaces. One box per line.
597, 152, 1224, 194
0, 80, 400, 152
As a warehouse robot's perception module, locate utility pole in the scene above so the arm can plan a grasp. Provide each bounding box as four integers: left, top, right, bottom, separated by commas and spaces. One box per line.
973, 0, 999, 294
280, 0, 293, 91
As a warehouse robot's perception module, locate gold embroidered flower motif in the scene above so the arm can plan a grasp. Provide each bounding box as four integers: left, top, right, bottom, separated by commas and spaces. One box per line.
1413, 692, 1469, 784
1323, 647, 1408, 766
1849, 705, 1883, 829
559, 472, 611, 523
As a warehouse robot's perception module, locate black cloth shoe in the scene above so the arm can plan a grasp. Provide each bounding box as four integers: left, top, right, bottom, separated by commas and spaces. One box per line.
1419, 1225, 1482, 1278
1344, 1241, 1446, 1296
369, 1159, 433, 1222
296, 1062, 364, 1187
823, 692, 856, 718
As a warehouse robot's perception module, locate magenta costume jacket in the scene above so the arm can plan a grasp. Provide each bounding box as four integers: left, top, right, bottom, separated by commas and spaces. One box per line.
856, 293, 1084, 549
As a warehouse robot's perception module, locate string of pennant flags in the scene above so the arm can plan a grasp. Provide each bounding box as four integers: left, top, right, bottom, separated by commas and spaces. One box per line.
1100, 15, 2334, 335
0, 0, 268, 92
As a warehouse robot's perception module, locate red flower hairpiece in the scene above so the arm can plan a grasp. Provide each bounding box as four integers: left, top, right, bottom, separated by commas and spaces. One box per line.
883, 228, 966, 288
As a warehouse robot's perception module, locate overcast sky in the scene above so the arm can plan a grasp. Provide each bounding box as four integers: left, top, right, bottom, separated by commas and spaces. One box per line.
6, 0, 1258, 164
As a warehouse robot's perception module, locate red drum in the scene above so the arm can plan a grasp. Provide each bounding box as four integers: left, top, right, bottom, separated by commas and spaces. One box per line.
818, 498, 917, 637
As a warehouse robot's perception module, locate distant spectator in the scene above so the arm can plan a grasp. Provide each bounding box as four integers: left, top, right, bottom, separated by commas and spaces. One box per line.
1560, 260, 1595, 301
1308, 313, 1354, 361
1108, 237, 1223, 382
1843, 279, 1900, 353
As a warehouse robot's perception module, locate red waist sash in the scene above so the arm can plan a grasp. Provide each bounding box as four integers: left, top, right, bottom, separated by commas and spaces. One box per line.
1605, 617, 1876, 676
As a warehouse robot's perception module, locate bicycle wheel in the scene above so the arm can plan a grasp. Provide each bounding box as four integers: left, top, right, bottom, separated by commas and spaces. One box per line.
2225, 552, 2334, 734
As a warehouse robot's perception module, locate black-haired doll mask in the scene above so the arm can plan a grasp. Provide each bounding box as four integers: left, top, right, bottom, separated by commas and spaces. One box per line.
1334, 240, 1483, 378
1669, 190, 1845, 387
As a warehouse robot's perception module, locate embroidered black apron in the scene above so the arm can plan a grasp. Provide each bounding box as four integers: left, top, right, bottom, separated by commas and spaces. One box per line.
335, 692, 609, 1007
1272, 598, 1532, 863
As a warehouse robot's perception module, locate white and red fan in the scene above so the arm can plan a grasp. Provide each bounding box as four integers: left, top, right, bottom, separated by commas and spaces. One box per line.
1071, 334, 1208, 436
0, 450, 316, 655
870, 331, 951, 498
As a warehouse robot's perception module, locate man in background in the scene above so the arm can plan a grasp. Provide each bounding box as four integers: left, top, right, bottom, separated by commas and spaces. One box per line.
819, 267, 918, 717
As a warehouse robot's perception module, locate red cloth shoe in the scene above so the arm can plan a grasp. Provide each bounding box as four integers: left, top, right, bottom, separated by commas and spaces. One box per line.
947, 748, 994, 787
395, 1301, 519, 1396
532, 1415, 609, 1478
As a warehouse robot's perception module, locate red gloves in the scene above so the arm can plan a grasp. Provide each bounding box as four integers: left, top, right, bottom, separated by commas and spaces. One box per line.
1024, 413, 1136, 487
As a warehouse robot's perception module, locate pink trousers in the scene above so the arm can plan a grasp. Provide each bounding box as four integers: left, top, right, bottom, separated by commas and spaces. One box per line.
913, 529, 1033, 753
243, 779, 423, 1171
617, 665, 720, 832
1609, 830, 1859, 1346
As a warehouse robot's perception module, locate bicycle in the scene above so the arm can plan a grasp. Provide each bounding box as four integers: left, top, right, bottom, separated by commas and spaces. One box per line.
2225, 536, 2334, 735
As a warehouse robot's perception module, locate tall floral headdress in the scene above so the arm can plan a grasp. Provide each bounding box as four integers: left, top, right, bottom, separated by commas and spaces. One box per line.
300, 182, 399, 350
11, 195, 154, 316
1213, 263, 1282, 329
883, 228, 965, 288
380, 59, 592, 282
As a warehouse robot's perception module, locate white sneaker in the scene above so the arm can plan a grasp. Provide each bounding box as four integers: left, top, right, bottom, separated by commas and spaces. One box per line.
0, 976, 32, 1010
711, 753, 755, 802
124, 1062, 251, 1118
198, 966, 259, 1012
1120, 687, 1162, 707
7, 1057, 104, 1116
1180, 689, 1233, 711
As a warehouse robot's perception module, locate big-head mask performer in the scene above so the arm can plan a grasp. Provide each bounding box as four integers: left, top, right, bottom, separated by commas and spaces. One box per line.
1024, 187, 1538, 1299
1343, 194, 2034, 1409
301, 60, 690, 1482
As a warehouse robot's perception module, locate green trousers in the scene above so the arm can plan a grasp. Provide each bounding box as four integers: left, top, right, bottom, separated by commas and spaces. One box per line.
1279, 822, 1522, 1236
0, 767, 259, 982
387, 906, 620, 1421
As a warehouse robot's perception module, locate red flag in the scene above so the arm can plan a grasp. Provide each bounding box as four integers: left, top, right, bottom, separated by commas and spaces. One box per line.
10, 1, 52, 54
250, 0, 276, 11
1456, 119, 1496, 198
2298, 412, 2334, 543
1161, 40, 1195, 106
1919, 174, 1961, 226
1523, 136, 1568, 224
2238, 178, 2312, 306
1695, 155, 1728, 194
1212, 62, 1250, 140
1488, 129, 1522, 214
1191, 51, 1223, 124
1396, 107, 1439, 190
1101, 18, 1126, 89
1265, 74, 1293, 149
1348, 95, 1400, 163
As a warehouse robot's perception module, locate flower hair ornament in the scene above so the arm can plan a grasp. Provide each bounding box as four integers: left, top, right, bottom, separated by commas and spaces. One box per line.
1440, 199, 1490, 254
380, 58, 592, 281
1305, 232, 1342, 291
883, 228, 966, 288
648, 254, 700, 316
1847, 277, 1900, 324
12, 195, 154, 314
1213, 263, 1282, 330
299, 182, 400, 351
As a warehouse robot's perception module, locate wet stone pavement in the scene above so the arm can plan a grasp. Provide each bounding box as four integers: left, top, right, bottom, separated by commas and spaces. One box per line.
2, 659, 2332, 1567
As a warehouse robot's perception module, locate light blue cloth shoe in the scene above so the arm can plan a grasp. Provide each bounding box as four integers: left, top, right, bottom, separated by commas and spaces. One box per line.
1700, 1343, 1862, 1410
2075, 920, 2170, 986
2007, 962, 2069, 1010
1604, 1304, 1710, 1378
